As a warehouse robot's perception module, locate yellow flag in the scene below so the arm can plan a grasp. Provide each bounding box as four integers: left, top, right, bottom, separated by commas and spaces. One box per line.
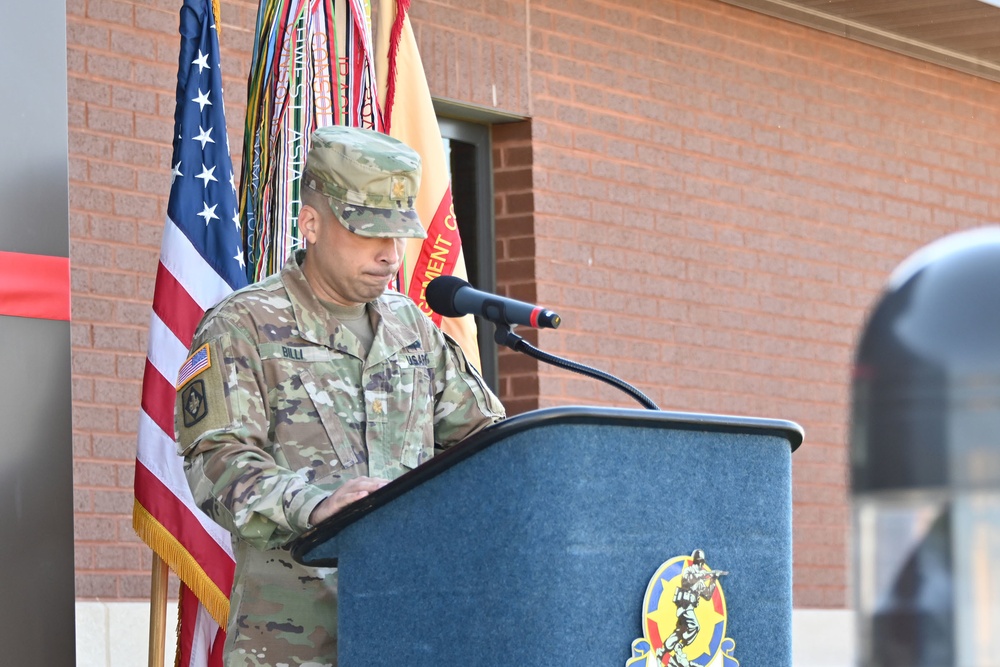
374, 1, 482, 370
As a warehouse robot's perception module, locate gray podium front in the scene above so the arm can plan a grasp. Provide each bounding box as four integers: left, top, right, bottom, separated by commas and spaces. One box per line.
292, 406, 802, 666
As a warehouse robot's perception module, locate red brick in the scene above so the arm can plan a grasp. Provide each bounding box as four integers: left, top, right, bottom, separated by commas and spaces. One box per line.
111, 86, 158, 114
74, 433, 94, 458
87, 106, 134, 135
87, 0, 134, 26
73, 403, 118, 432
74, 350, 117, 376
93, 325, 141, 352
113, 192, 159, 219
68, 76, 112, 105
110, 28, 158, 61
116, 353, 146, 380
134, 6, 177, 34
67, 47, 87, 75
117, 410, 141, 437
76, 573, 118, 598
75, 515, 118, 542
71, 322, 94, 348
70, 211, 91, 236
116, 301, 153, 328
70, 184, 114, 212
135, 114, 173, 143
88, 216, 136, 243
88, 271, 138, 298
94, 545, 143, 570
70, 129, 114, 160
119, 574, 157, 599
67, 2, 86, 18
114, 246, 158, 273
74, 378, 95, 401
87, 52, 135, 81
92, 379, 140, 407
74, 460, 119, 488
89, 161, 137, 189
69, 156, 89, 182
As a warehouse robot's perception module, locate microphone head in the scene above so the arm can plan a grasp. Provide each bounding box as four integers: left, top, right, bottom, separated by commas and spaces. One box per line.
426, 275, 470, 318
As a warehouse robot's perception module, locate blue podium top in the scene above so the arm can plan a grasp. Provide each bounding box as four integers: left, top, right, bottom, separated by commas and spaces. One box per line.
292, 405, 803, 565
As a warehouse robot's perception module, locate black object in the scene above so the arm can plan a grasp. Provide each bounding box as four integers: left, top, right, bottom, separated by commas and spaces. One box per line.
426, 275, 561, 329
853, 228, 1000, 490
292, 406, 803, 666
852, 228, 1000, 666
494, 321, 661, 410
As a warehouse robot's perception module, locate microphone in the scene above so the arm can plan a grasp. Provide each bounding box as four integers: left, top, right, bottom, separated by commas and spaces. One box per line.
426, 276, 561, 329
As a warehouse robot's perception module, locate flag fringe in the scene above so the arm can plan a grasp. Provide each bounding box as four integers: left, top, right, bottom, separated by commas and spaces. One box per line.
212, 0, 223, 37
133, 499, 231, 629
382, 0, 410, 134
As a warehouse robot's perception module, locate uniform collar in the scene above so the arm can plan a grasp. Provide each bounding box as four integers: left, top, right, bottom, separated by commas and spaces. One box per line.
280, 249, 420, 363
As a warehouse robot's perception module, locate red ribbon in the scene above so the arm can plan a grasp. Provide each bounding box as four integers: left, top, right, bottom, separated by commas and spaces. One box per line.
0, 251, 71, 321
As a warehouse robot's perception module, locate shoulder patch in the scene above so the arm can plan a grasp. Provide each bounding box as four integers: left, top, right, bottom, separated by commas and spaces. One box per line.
175, 337, 236, 453
180, 379, 209, 427
177, 343, 211, 389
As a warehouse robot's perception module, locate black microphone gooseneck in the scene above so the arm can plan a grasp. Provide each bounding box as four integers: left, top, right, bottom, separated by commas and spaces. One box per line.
492, 323, 660, 411
426, 276, 660, 411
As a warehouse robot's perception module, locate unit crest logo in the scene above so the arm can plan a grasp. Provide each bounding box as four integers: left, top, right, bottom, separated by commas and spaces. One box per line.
626, 550, 738, 667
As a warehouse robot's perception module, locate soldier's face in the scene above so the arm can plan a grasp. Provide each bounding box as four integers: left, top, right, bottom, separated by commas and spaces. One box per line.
301, 203, 404, 306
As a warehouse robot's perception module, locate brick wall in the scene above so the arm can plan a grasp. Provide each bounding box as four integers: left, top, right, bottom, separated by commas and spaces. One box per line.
66, 0, 1000, 611
492, 121, 540, 415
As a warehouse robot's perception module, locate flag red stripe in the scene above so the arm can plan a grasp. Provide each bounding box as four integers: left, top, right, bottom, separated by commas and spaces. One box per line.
134, 461, 235, 592
0, 251, 71, 321
176, 582, 226, 667
153, 262, 205, 345
177, 585, 199, 667
142, 360, 179, 439
209, 623, 226, 664
407, 189, 461, 323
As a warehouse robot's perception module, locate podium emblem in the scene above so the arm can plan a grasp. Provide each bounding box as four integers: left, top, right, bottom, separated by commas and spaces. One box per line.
626, 550, 738, 667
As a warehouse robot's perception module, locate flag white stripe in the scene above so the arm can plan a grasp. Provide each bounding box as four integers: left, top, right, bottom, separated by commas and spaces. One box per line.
161, 218, 236, 310
136, 409, 235, 557
186, 605, 222, 667
147, 311, 192, 388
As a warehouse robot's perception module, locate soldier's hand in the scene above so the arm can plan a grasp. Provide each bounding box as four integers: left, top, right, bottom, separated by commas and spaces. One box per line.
308, 476, 389, 526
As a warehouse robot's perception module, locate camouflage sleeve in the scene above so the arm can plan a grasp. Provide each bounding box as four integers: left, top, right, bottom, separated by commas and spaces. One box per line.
431, 330, 506, 446
176, 314, 329, 550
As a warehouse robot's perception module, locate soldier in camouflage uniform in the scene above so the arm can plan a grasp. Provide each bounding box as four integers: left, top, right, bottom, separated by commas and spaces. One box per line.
175, 125, 505, 667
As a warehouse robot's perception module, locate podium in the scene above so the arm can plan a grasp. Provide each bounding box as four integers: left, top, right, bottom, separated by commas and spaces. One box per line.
292, 406, 802, 666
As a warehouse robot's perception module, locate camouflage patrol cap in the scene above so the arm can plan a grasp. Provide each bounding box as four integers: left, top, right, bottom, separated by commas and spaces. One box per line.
303, 125, 427, 239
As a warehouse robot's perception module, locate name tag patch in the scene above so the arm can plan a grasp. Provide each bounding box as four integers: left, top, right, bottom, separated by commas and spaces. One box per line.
259, 342, 335, 363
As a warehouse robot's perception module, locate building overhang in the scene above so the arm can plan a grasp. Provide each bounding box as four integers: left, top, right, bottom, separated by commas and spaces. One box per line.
719, 0, 1000, 83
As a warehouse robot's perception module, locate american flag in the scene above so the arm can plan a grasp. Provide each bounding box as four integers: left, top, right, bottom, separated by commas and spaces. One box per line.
133, 1, 244, 665
177, 343, 211, 389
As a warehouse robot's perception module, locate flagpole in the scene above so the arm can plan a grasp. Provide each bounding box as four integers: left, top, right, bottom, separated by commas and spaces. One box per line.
148, 553, 169, 667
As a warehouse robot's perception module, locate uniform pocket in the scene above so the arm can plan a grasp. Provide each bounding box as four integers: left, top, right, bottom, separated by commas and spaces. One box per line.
399, 366, 434, 469
271, 368, 360, 483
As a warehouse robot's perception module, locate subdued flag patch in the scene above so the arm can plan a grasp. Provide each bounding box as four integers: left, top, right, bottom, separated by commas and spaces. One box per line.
177, 343, 211, 389
180, 379, 209, 428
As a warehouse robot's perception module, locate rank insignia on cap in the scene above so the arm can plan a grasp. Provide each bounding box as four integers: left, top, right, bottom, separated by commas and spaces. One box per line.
177, 343, 211, 389
181, 379, 208, 428
391, 176, 406, 199
626, 550, 738, 667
